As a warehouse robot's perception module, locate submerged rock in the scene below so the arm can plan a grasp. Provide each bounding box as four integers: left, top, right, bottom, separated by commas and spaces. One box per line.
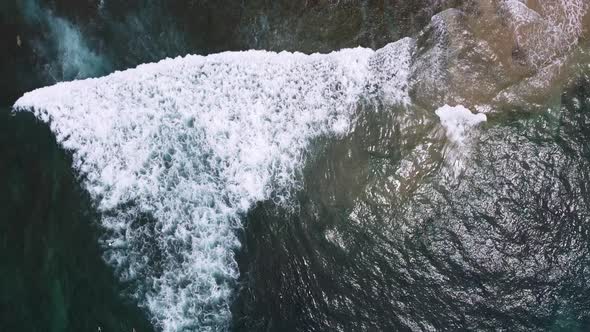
236, 0, 460, 53
409, 0, 590, 112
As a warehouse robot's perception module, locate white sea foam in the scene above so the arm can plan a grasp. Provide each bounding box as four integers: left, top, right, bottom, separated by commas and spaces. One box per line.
436, 105, 487, 178
14, 38, 413, 331
436, 105, 487, 145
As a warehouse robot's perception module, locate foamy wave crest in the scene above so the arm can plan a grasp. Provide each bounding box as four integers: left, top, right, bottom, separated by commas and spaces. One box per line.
14, 38, 413, 331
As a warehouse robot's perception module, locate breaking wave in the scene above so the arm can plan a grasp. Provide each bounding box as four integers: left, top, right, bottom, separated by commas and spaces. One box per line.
15, 39, 413, 331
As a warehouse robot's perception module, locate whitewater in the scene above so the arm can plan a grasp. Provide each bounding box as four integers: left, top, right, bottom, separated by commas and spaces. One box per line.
14, 39, 414, 331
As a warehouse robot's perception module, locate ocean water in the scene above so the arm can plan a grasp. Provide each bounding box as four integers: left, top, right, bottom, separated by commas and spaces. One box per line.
0, 108, 154, 332
3, 0, 590, 331
235, 77, 590, 331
